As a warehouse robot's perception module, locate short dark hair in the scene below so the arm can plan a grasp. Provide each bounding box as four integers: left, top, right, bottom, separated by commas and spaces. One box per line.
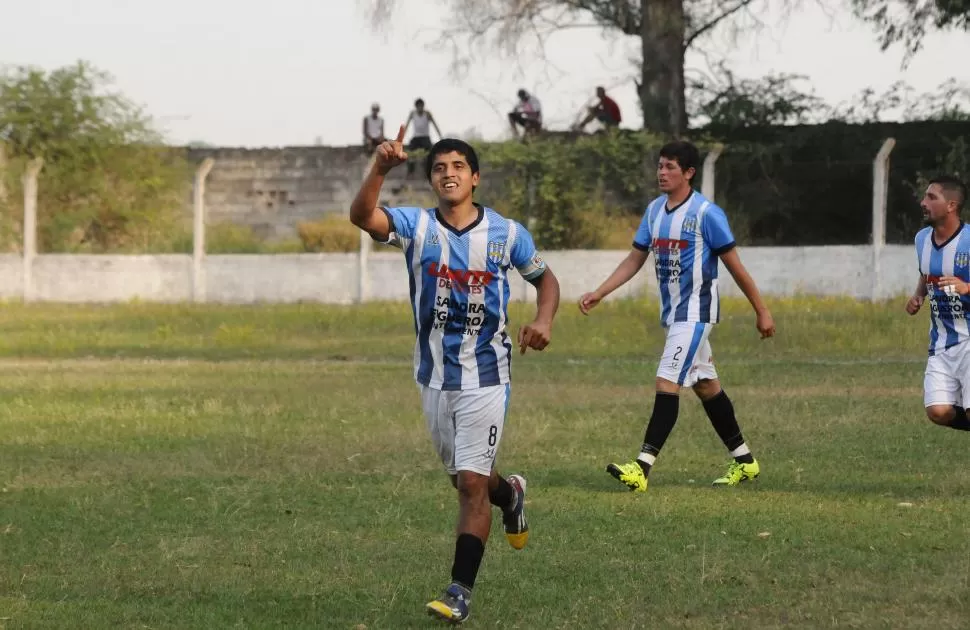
929, 174, 967, 211
415, 98, 425, 107
658, 141, 700, 179
425, 138, 481, 182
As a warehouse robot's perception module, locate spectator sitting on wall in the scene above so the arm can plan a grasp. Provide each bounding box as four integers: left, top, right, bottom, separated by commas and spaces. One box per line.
404, 98, 442, 177
572, 86, 621, 133
508, 89, 542, 139
363, 103, 385, 153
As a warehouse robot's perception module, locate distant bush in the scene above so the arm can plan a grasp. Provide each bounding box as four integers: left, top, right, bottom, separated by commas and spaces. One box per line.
298, 216, 360, 252
0, 61, 191, 253
476, 130, 692, 250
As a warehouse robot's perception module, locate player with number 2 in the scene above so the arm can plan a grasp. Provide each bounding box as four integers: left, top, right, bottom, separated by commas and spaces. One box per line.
579, 140, 775, 493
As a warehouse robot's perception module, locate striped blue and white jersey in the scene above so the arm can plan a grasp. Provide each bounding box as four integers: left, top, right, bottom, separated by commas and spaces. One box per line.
381, 204, 547, 390
633, 191, 736, 327
915, 223, 970, 356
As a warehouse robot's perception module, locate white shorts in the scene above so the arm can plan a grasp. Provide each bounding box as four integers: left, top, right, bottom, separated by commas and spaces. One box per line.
924, 342, 970, 409
419, 383, 510, 476
657, 322, 718, 387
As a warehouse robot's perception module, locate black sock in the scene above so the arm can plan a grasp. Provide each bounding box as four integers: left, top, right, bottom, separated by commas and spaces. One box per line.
489, 475, 514, 511
451, 533, 485, 590
637, 392, 681, 474
703, 390, 754, 463
950, 406, 970, 431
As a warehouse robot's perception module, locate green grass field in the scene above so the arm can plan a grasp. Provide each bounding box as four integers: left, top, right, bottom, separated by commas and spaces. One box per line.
1, 297, 968, 629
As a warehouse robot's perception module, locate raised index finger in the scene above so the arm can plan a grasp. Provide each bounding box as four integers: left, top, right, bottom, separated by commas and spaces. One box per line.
395, 124, 406, 143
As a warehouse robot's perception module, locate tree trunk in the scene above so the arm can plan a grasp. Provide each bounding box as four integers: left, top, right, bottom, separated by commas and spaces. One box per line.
640, 0, 687, 138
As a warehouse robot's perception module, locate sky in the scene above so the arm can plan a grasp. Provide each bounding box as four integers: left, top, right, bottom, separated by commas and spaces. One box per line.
2, 1, 967, 148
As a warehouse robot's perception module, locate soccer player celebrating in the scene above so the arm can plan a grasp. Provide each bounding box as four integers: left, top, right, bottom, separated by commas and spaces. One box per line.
350, 126, 561, 623
906, 175, 970, 430
579, 140, 775, 492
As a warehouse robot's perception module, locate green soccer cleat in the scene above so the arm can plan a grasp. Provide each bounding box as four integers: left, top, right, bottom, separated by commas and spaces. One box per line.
712, 460, 760, 486
606, 460, 648, 492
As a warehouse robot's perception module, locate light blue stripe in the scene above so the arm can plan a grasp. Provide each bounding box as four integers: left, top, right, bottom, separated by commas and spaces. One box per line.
677, 323, 708, 385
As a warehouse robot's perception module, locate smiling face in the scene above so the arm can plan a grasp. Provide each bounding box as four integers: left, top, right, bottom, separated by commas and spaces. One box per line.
429, 150, 479, 206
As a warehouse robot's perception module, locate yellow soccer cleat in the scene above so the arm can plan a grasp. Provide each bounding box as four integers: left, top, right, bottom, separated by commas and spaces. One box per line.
502, 475, 529, 550
712, 459, 760, 486
426, 583, 470, 624
606, 461, 648, 492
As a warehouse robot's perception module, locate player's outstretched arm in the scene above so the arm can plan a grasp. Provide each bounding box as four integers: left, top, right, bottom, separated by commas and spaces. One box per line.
519, 268, 560, 354
349, 125, 408, 242
720, 248, 775, 338
578, 248, 649, 315
906, 275, 927, 315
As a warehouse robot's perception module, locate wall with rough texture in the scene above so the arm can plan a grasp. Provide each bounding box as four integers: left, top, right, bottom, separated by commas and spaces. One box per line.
187, 146, 425, 240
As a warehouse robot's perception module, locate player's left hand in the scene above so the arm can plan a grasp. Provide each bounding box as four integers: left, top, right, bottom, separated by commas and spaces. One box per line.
756, 309, 775, 339
518, 321, 551, 354
937, 276, 970, 295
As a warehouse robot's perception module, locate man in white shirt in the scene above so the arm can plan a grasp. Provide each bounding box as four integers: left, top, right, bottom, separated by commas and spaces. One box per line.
362, 103, 385, 153
507, 89, 542, 139
404, 98, 443, 176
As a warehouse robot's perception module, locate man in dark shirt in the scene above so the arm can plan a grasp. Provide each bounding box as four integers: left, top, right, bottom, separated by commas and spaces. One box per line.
574, 86, 622, 132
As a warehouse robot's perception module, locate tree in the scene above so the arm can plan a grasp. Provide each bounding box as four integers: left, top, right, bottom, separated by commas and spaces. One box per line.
829, 79, 970, 122
688, 63, 829, 128
0, 61, 188, 252
852, 0, 970, 58
0, 61, 158, 161
363, 0, 768, 138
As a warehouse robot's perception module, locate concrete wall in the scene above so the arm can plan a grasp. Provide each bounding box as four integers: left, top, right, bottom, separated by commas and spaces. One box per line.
31, 255, 192, 302
205, 254, 358, 304
370, 246, 913, 303
7, 245, 916, 304
0, 254, 24, 300
187, 146, 424, 240
187, 147, 366, 240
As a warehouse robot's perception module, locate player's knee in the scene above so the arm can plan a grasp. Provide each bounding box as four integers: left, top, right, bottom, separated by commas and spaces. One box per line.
655, 377, 680, 394
456, 470, 489, 500
692, 378, 721, 400
926, 405, 955, 425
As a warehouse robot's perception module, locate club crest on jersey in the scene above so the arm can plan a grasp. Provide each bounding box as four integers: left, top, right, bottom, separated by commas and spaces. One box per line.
487, 241, 506, 264
682, 217, 698, 233
426, 232, 440, 246
956, 252, 970, 268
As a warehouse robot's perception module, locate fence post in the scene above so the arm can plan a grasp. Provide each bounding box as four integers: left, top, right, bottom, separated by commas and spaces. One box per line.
871, 138, 895, 301
357, 155, 374, 304
22, 158, 43, 303
0, 143, 8, 204
701, 144, 724, 200
192, 158, 214, 303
